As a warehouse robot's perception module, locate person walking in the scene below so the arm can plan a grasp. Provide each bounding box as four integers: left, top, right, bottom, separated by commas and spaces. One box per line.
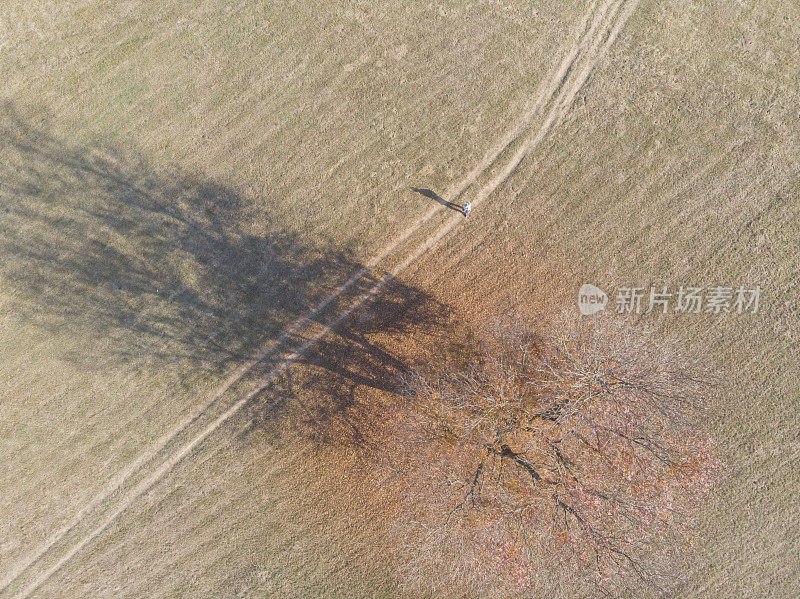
462, 201, 472, 218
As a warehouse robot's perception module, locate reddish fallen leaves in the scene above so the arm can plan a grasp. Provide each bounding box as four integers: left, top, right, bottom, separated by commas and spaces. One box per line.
389, 314, 724, 598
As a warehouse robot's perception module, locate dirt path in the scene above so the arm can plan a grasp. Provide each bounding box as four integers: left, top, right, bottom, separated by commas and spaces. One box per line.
0, 1, 641, 596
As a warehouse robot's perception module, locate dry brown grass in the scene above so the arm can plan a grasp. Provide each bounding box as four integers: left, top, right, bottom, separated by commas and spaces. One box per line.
2, 1, 591, 595
1, 0, 797, 596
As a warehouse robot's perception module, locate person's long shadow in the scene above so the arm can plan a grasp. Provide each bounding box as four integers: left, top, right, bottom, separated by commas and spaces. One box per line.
410, 187, 463, 214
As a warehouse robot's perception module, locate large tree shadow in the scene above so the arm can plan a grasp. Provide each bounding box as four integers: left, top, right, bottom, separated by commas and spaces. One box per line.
0, 102, 453, 446
0, 102, 365, 372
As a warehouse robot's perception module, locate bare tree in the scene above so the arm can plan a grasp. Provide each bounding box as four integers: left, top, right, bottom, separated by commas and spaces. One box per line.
389, 314, 723, 598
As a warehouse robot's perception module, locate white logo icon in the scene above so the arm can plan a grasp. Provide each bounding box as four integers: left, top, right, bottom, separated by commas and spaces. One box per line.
578, 284, 608, 316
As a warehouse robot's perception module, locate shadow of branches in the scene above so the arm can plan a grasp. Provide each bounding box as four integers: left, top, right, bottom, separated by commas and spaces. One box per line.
0, 102, 358, 370
239, 276, 452, 448
1, 101, 452, 448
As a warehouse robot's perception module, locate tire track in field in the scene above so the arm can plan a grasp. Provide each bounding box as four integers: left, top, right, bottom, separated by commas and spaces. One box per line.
0, 1, 639, 595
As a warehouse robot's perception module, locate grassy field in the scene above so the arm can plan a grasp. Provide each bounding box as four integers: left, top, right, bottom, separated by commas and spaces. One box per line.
1, 0, 587, 596
1, 0, 798, 597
